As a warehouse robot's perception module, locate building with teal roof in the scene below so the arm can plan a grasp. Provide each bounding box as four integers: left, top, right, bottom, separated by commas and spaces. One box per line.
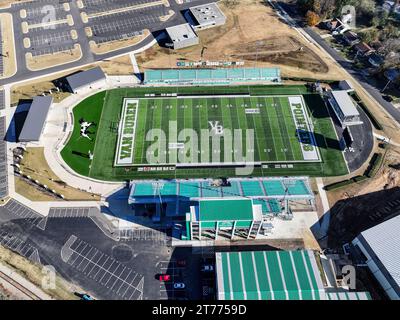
184, 198, 263, 240
215, 250, 372, 300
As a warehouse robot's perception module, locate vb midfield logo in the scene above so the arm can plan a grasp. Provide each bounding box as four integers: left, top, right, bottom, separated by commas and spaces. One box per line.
209, 121, 224, 135
145, 121, 255, 175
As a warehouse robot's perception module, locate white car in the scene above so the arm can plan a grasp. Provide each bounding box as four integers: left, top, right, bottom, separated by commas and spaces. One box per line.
201, 265, 214, 272
174, 283, 185, 289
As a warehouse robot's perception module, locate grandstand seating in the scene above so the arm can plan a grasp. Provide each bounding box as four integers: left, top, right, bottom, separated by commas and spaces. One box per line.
129, 177, 312, 205
144, 68, 281, 85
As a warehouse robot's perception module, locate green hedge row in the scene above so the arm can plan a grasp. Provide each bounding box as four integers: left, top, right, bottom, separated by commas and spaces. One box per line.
324, 179, 354, 191
364, 153, 383, 178
281, 77, 338, 84
324, 153, 384, 190
324, 174, 371, 191
349, 92, 383, 130
352, 175, 369, 183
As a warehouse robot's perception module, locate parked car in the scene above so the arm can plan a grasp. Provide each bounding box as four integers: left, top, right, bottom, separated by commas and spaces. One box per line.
158, 274, 171, 282
74, 292, 95, 300
174, 283, 185, 289
201, 265, 214, 272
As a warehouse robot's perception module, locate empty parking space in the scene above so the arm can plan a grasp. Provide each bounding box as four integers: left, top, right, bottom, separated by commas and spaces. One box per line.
0, 117, 7, 198
119, 228, 170, 244
14, 0, 77, 58
49, 207, 91, 218
0, 90, 5, 110
3, 199, 46, 229
61, 235, 144, 300
24, 3, 68, 25
30, 31, 72, 47
158, 260, 186, 300
0, 24, 3, 76
0, 231, 41, 263
87, 3, 167, 42
83, 0, 157, 15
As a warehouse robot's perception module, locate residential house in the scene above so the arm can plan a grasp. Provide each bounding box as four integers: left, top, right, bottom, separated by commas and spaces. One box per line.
342, 31, 360, 46
354, 42, 375, 57
325, 18, 349, 34
368, 53, 385, 68
384, 68, 400, 82
382, 0, 396, 12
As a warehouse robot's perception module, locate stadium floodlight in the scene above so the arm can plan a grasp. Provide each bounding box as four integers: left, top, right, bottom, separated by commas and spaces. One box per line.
152, 181, 165, 204
281, 179, 296, 218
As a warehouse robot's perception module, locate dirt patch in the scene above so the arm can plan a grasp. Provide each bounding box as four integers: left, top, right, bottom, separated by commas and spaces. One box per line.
326, 146, 400, 205
15, 177, 58, 202
26, 44, 82, 71
137, 0, 330, 76
0, 13, 17, 79
11, 80, 72, 106
98, 55, 134, 76
18, 147, 100, 201
0, 246, 79, 300
326, 146, 400, 247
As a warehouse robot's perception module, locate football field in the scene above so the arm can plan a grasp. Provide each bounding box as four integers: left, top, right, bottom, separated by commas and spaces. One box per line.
113, 95, 320, 167
61, 85, 348, 181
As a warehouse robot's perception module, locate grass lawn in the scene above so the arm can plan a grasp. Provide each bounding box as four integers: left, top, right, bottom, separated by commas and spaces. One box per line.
61, 85, 348, 181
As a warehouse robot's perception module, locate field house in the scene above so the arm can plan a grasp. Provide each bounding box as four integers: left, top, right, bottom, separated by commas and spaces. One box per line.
60, 68, 347, 182
128, 177, 314, 238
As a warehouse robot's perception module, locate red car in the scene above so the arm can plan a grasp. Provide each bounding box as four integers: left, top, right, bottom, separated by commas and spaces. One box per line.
158, 274, 171, 282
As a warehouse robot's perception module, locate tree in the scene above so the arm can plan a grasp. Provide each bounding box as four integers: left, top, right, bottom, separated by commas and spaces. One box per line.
306, 11, 321, 26
359, 29, 378, 43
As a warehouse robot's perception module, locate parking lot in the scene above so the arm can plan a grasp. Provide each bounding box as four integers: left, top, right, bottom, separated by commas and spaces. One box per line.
86, 3, 168, 43
61, 235, 144, 300
0, 116, 8, 199
48, 207, 92, 218
119, 228, 170, 245
0, 24, 3, 76
0, 230, 41, 264
158, 260, 187, 300
12, 0, 78, 58
2, 199, 47, 230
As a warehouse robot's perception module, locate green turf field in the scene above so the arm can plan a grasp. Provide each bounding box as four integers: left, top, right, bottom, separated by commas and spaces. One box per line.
60, 85, 348, 181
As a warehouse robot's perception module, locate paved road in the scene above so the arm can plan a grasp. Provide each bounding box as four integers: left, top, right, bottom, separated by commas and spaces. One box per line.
303, 26, 400, 125
274, 0, 400, 125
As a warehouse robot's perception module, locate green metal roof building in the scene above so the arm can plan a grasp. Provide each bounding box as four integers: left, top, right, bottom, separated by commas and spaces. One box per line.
216, 250, 372, 300
185, 198, 263, 240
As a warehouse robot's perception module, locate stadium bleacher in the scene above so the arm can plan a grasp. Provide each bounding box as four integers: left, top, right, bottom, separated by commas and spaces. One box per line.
129, 177, 312, 206
144, 68, 281, 85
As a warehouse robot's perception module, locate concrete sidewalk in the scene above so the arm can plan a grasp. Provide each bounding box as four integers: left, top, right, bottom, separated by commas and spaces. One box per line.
0, 262, 53, 300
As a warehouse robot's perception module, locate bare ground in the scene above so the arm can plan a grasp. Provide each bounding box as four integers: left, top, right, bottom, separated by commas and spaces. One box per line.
325, 146, 400, 247
18, 147, 100, 201
137, 0, 334, 78
0, 246, 80, 300
0, 13, 17, 79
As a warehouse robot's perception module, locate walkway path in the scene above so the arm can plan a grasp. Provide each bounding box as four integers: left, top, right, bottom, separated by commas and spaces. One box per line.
316, 178, 330, 240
